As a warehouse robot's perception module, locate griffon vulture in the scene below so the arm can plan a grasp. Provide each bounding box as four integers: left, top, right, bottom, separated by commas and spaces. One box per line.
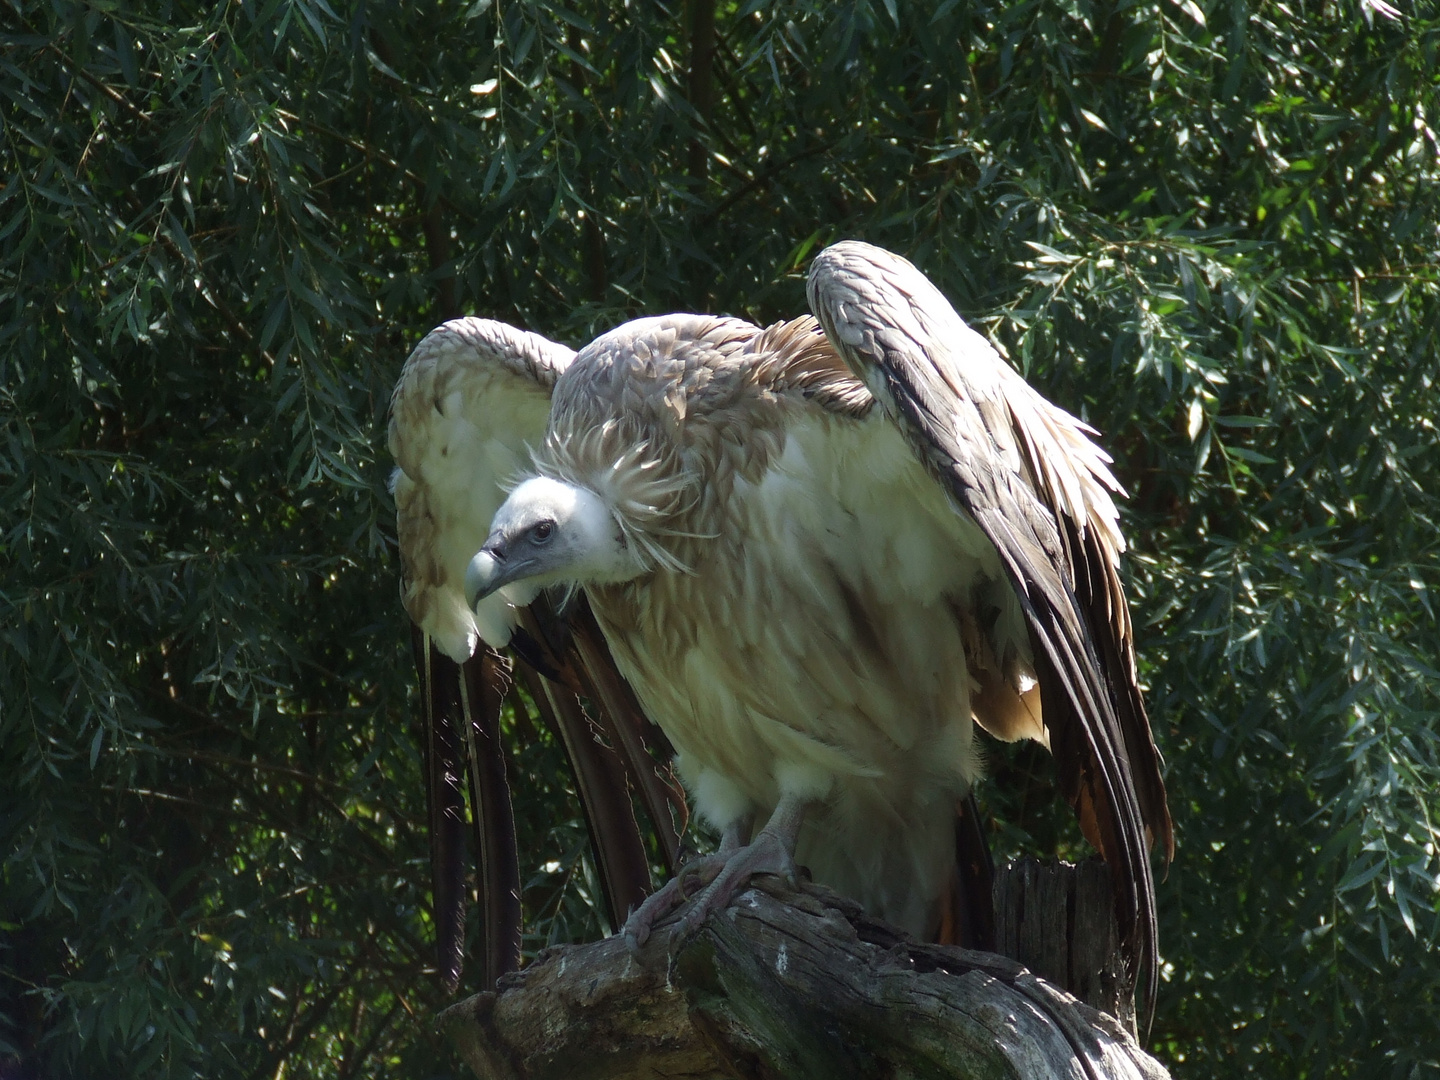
389, 241, 1172, 1018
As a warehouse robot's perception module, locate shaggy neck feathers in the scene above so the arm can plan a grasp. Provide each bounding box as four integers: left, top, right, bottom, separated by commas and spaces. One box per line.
533, 420, 701, 576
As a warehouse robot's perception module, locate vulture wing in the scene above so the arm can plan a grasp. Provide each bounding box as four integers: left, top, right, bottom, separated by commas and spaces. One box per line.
389, 319, 683, 992
807, 242, 1172, 1025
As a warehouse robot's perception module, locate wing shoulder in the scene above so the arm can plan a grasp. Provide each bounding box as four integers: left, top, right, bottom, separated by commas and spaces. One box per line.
746, 315, 876, 418
390, 318, 573, 659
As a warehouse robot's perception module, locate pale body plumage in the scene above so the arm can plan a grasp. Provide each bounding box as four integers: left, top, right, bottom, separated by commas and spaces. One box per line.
390, 242, 1170, 1008
538, 314, 1035, 934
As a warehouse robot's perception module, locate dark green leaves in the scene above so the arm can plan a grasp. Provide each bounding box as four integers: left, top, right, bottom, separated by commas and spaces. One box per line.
1, 1, 1436, 1077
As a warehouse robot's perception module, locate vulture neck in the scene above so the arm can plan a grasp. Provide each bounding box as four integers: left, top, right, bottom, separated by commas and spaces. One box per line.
539, 422, 707, 578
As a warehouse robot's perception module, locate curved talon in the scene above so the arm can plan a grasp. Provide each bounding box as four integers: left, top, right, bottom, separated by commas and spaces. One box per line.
675, 859, 714, 902
621, 851, 729, 951
671, 827, 800, 940
624, 800, 807, 952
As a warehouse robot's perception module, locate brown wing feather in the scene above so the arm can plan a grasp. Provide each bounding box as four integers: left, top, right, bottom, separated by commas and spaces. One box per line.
510, 660, 651, 929
514, 600, 671, 929
1006, 399, 1173, 863
517, 596, 686, 878
458, 648, 525, 989
412, 625, 472, 993
1066, 517, 1174, 861
565, 602, 688, 871
411, 625, 523, 992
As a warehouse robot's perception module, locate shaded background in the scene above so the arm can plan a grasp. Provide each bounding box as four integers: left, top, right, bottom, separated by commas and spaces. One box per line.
2, 0, 1437, 1075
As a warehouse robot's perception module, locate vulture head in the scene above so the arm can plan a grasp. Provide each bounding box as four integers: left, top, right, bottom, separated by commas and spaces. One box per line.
464, 476, 641, 609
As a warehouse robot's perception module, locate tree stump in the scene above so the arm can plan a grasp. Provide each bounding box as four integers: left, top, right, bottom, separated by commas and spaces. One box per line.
993, 857, 1136, 1032
437, 876, 1169, 1080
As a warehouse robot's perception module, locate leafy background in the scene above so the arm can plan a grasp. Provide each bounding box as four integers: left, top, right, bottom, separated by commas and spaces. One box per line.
2, 0, 1437, 1076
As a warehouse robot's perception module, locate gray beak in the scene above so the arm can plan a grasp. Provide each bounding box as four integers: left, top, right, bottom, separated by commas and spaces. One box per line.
464, 531, 535, 609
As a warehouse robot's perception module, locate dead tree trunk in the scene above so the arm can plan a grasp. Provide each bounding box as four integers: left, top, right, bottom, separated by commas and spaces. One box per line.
994, 856, 1138, 1032
438, 873, 1169, 1080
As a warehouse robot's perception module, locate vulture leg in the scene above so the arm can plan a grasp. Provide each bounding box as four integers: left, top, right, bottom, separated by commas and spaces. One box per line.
626, 796, 811, 947
621, 817, 749, 949
672, 797, 808, 937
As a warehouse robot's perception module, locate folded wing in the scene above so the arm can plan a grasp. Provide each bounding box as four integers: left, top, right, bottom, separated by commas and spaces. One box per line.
389, 318, 683, 991
808, 242, 1172, 1026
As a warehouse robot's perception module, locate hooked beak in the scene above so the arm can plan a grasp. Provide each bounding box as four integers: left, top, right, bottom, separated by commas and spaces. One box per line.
463, 531, 537, 610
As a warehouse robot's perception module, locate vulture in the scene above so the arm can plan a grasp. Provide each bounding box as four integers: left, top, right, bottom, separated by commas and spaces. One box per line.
388, 241, 1172, 1021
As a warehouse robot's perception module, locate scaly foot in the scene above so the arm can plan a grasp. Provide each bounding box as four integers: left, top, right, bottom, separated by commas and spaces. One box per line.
622, 850, 730, 949
669, 824, 800, 940
624, 817, 750, 950
623, 797, 808, 949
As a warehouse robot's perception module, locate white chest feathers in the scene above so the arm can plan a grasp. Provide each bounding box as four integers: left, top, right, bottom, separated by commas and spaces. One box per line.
589, 413, 1030, 936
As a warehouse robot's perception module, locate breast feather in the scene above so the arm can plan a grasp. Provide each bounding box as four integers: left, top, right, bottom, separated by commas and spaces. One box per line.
597, 411, 1014, 820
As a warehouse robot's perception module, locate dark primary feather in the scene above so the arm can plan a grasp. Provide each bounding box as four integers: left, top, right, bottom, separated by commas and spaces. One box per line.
458, 648, 525, 989
808, 240, 1171, 1028
412, 625, 469, 993
409, 605, 685, 991
412, 627, 522, 993
1064, 515, 1173, 861
564, 601, 688, 872
513, 596, 678, 929
509, 661, 651, 930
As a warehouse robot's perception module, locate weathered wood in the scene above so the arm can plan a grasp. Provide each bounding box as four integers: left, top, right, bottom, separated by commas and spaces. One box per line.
994, 857, 1136, 1032
437, 879, 1169, 1080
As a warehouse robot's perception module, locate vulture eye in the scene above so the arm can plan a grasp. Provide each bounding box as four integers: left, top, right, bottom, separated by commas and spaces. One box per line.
531, 520, 555, 543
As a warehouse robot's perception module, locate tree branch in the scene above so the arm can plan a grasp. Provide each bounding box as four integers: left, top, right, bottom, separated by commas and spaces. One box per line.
437, 879, 1170, 1080
686, 0, 717, 185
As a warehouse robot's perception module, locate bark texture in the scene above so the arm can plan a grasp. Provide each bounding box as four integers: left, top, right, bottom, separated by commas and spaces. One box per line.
437, 877, 1170, 1080
995, 857, 1136, 1032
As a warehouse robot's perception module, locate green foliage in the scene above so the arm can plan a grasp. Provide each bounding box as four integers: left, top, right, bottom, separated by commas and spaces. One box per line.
1, 0, 1436, 1076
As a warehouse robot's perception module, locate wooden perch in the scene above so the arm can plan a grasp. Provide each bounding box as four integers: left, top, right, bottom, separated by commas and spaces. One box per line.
995, 856, 1138, 1032
438, 876, 1170, 1080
